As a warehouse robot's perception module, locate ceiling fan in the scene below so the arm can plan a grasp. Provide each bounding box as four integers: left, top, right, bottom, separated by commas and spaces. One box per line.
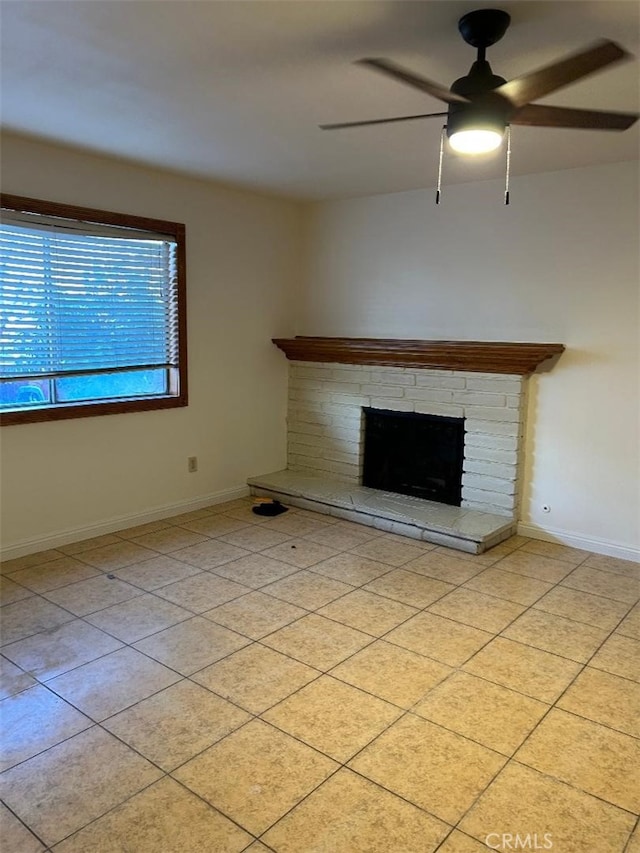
320, 8, 639, 156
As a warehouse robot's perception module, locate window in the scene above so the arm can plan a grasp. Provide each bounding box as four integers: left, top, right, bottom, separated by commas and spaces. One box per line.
0, 195, 187, 425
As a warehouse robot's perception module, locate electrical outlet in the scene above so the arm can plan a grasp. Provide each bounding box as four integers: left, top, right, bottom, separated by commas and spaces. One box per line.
187, 456, 198, 473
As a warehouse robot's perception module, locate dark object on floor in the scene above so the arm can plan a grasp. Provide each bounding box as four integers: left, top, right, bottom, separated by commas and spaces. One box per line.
252, 499, 289, 517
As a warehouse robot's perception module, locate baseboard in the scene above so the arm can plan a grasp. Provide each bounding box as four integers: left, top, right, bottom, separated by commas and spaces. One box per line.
1, 485, 251, 561
517, 521, 639, 564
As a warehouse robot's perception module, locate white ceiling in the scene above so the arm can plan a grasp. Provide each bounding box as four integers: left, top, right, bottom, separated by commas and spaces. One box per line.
1, 1, 639, 200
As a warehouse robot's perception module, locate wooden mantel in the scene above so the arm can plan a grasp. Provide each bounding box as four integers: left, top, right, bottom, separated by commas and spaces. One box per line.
272, 337, 565, 375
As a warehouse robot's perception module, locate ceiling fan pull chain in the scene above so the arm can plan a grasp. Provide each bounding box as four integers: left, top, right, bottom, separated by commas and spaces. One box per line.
436, 125, 446, 204
504, 125, 512, 205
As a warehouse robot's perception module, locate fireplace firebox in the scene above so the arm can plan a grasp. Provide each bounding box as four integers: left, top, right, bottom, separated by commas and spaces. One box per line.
362, 408, 465, 506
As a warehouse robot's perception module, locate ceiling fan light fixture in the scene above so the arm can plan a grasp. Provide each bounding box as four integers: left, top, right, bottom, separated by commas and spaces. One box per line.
448, 127, 504, 154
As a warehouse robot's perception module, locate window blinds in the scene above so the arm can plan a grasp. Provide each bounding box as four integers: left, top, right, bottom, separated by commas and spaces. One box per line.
0, 211, 179, 380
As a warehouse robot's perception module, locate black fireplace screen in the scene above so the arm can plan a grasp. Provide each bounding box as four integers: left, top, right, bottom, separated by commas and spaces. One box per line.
362, 408, 465, 506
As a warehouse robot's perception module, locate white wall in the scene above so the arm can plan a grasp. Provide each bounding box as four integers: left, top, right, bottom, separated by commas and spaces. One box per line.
300, 161, 640, 557
1, 133, 302, 553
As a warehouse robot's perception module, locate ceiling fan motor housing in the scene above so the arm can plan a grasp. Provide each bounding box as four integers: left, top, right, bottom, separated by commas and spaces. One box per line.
447, 60, 511, 140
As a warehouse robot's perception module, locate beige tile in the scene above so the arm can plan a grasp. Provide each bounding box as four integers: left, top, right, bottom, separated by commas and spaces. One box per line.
349, 536, 425, 566
0, 575, 33, 605
1, 549, 64, 573
405, 550, 488, 584
627, 824, 640, 853
43, 575, 141, 616
130, 527, 210, 554
413, 671, 549, 755
193, 643, 318, 713
515, 708, 640, 813
1, 684, 92, 770
263, 675, 401, 761
0, 802, 44, 853
262, 768, 448, 853
180, 515, 251, 537
47, 646, 180, 721
589, 632, 640, 681
386, 612, 493, 666
222, 504, 276, 524
311, 552, 391, 585
170, 539, 251, 570
558, 667, 640, 738
459, 762, 635, 853
85, 593, 191, 643
115, 520, 173, 539
561, 564, 640, 604
584, 553, 640, 578
209, 498, 254, 514
154, 572, 250, 612
102, 680, 250, 771
0, 597, 74, 646
363, 569, 454, 608
133, 616, 249, 675
519, 539, 590, 566
0, 655, 36, 698
164, 507, 216, 525
331, 640, 452, 708
1, 619, 123, 681
217, 526, 293, 552
58, 534, 123, 555
262, 570, 353, 610
318, 589, 418, 636
349, 714, 505, 824
263, 513, 333, 537
77, 540, 158, 570
262, 613, 371, 670
244, 844, 273, 853
302, 525, 379, 550
463, 637, 582, 703
617, 603, 640, 640
261, 538, 340, 568
7, 556, 100, 594
428, 587, 526, 634
53, 777, 251, 853
113, 554, 201, 590
533, 585, 631, 630
496, 550, 575, 583
435, 830, 495, 853
173, 719, 337, 835
213, 553, 299, 588
502, 609, 609, 662
463, 567, 553, 605
0, 726, 162, 847
204, 591, 306, 639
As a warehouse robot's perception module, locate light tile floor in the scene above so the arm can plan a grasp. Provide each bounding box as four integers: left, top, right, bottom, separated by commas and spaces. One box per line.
1, 498, 639, 852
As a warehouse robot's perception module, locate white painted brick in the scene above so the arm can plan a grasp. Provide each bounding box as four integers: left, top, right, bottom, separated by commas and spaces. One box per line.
369, 399, 415, 412
292, 456, 333, 473
322, 448, 360, 464
292, 422, 325, 437
506, 395, 522, 408
289, 432, 325, 447
465, 446, 518, 465
452, 392, 506, 407
404, 388, 454, 403
324, 423, 361, 441
462, 473, 516, 494
387, 522, 423, 540
414, 403, 465, 418
289, 388, 327, 403
322, 403, 362, 418
369, 370, 416, 386
463, 459, 518, 480
415, 374, 466, 390
289, 409, 325, 424
462, 487, 517, 510
417, 369, 455, 376
289, 377, 326, 391
463, 406, 520, 422
465, 377, 523, 393
329, 393, 369, 406
464, 433, 519, 451
360, 385, 405, 398
465, 420, 522, 437
461, 499, 514, 518
331, 367, 372, 382
330, 460, 361, 478
291, 365, 332, 380
326, 416, 363, 431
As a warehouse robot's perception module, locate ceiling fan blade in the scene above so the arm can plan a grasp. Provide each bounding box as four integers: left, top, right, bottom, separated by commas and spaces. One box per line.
320, 112, 448, 130
496, 39, 632, 108
512, 103, 639, 130
358, 58, 469, 105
